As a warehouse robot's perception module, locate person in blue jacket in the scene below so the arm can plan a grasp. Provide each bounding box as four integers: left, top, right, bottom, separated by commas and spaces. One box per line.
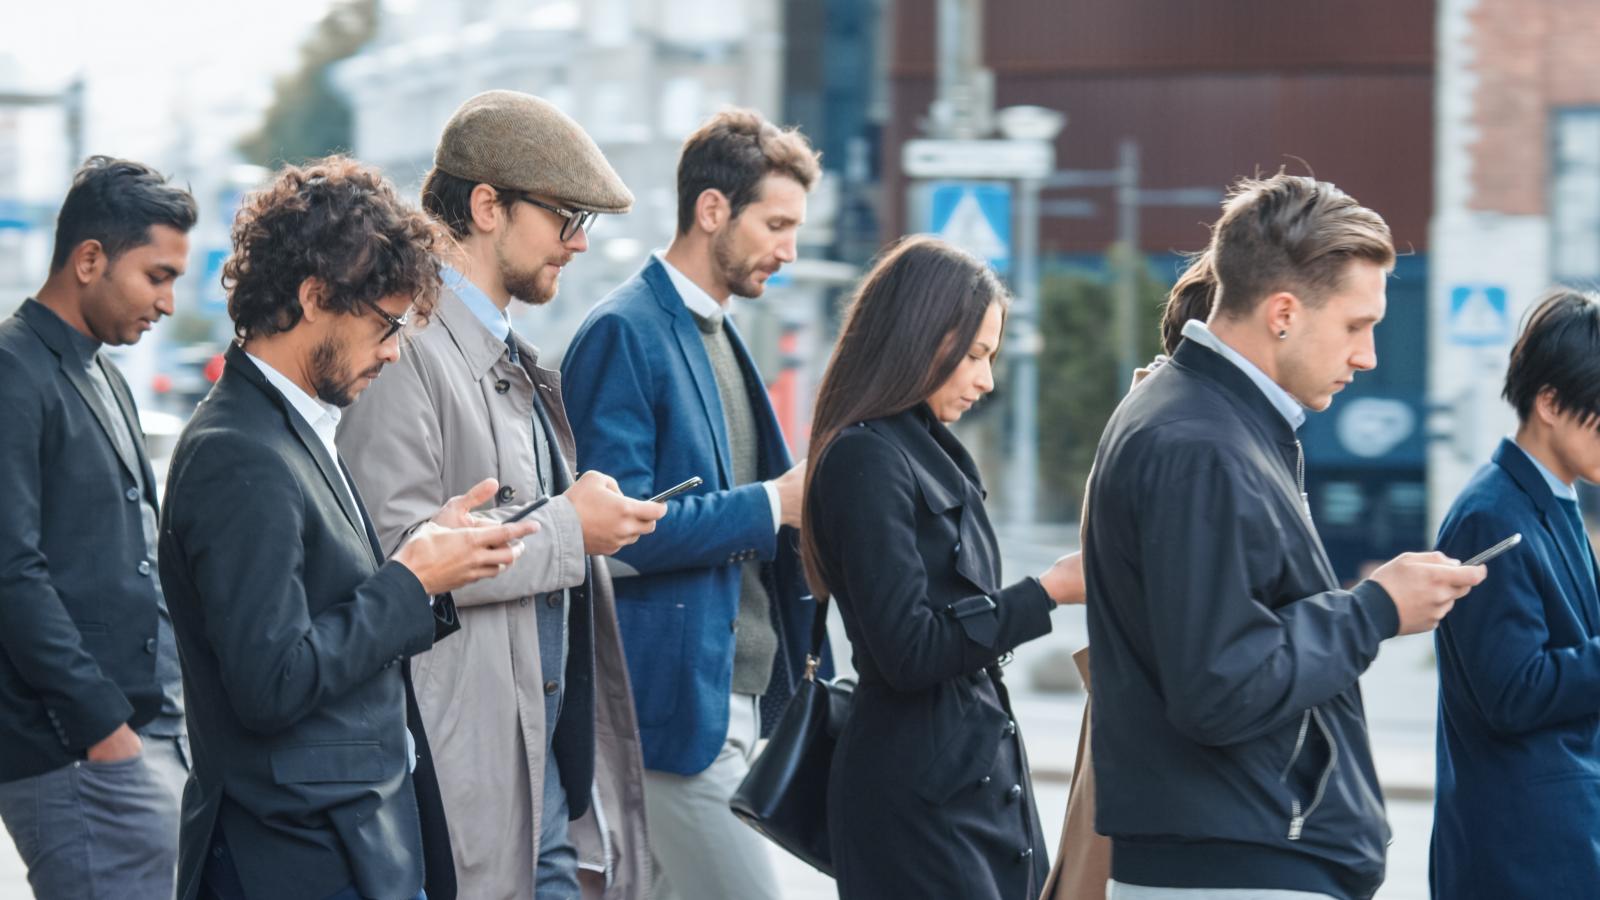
560, 109, 829, 900
1432, 288, 1600, 898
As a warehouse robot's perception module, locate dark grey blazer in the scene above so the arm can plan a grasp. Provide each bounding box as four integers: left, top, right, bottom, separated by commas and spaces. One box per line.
159, 344, 458, 900
0, 299, 163, 782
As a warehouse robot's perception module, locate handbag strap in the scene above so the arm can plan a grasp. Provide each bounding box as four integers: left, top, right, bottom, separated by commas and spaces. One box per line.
803, 593, 830, 681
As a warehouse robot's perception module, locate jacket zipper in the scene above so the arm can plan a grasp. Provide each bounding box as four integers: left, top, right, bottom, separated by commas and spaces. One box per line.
1282, 707, 1340, 841
1295, 439, 1310, 519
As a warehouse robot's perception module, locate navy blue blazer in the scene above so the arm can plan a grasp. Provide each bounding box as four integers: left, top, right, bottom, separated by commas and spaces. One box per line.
1431, 438, 1600, 898
561, 258, 828, 776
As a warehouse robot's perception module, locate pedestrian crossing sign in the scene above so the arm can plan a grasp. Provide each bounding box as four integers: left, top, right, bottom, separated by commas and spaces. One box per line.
928, 182, 1012, 275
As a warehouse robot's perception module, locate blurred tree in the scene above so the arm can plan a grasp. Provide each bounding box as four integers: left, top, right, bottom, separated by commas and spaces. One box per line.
238, 0, 378, 167
1035, 247, 1170, 520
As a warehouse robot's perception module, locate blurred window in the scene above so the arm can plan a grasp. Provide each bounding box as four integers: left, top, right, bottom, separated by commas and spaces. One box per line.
1552, 108, 1600, 283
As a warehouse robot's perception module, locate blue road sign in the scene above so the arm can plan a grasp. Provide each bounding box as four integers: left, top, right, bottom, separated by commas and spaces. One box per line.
927, 181, 1012, 275
1447, 284, 1512, 346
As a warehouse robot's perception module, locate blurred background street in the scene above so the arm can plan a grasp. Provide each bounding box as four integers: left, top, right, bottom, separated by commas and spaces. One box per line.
4, 0, 1597, 897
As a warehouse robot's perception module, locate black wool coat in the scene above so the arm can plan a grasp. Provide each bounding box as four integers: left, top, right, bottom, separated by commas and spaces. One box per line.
808, 405, 1056, 900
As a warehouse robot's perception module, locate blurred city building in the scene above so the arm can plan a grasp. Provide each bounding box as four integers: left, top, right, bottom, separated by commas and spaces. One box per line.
1431, 0, 1600, 527
334, 0, 878, 450
885, 0, 1437, 579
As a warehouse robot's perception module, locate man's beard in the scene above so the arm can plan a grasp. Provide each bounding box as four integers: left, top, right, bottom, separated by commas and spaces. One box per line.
308, 335, 374, 408
497, 237, 559, 306
712, 230, 766, 298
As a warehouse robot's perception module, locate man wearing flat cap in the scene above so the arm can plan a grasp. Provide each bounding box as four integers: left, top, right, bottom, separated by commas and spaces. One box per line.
339, 90, 662, 900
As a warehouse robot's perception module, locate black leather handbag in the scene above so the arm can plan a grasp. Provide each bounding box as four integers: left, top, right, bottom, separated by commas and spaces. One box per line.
729, 594, 854, 876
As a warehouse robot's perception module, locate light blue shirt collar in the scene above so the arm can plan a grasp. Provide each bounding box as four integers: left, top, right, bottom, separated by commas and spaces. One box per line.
1512, 436, 1580, 501
1181, 319, 1307, 431
442, 265, 512, 344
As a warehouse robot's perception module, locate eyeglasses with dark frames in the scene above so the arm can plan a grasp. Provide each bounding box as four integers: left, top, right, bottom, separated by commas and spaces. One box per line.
514, 194, 598, 242
363, 299, 410, 343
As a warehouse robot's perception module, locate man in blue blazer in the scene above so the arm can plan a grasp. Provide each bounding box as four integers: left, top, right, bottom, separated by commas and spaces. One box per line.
1432, 288, 1600, 897
561, 109, 828, 900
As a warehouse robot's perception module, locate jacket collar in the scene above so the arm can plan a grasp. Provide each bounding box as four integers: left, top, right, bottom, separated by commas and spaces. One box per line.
1494, 437, 1567, 518
642, 256, 735, 486
1179, 319, 1306, 430
1493, 437, 1600, 631
1171, 337, 1299, 445
20, 299, 149, 487
221, 343, 370, 548
432, 283, 542, 380
869, 404, 986, 513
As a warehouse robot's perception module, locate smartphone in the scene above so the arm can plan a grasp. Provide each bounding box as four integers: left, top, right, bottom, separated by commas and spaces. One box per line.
1463, 533, 1522, 566
504, 495, 551, 523
648, 476, 704, 504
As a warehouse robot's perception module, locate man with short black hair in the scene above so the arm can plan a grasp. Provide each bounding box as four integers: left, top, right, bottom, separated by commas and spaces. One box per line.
0, 155, 196, 900
561, 108, 827, 900
1431, 288, 1600, 897
1084, 173, 1485, 899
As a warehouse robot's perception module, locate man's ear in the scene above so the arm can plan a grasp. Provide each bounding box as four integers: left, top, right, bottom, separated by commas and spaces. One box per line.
1264, 290, 1303, 337
297, 276, 328, 323
70, 239, 107, 286
1534, 387, 1564, 428
469, 183, 505, 235
694, 188, 729, 234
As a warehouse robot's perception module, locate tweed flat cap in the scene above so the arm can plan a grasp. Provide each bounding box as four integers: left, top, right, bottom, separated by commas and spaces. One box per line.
434, 90, 634, 215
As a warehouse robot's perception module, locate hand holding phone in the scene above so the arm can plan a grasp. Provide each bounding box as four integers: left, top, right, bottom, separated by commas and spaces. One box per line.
1462, 533, 1522, 566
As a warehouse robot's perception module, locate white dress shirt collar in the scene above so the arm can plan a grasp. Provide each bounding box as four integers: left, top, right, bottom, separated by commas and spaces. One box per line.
656, 252, 733, 321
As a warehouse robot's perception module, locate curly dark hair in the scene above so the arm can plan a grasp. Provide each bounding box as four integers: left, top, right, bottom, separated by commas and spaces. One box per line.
223, 157, 443, 342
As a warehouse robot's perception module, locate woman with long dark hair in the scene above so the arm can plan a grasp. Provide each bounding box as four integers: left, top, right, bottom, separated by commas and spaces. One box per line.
802, 236, 1081, 899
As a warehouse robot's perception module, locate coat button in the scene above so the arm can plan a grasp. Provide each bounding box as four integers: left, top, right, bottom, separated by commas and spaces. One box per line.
1017, 847, 1033, 861
1002, 720, 1017, 738
497, 485, 515, 503
543, 680, 559, 695
494, 379, 510, 394
953, 541, 962, 555
137, 561, 151, 576
978, 775, 992, 786
145, 638, 157, 654
546, 594, 560, 608
1007, 784, 1023, 802
125, 487, 140, 502
519, 597, 529, 607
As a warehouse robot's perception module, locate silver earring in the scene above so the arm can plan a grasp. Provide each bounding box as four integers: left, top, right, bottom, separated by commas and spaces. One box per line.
1277, 330, 1288, 340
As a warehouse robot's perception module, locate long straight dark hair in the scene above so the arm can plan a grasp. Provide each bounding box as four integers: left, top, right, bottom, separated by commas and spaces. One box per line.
800, 235, 1009, 600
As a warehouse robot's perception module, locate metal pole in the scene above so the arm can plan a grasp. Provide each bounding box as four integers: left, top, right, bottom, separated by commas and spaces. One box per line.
1114, 138, 1140, 389
934, 0, 961, 137
1008, 176, 1042, 525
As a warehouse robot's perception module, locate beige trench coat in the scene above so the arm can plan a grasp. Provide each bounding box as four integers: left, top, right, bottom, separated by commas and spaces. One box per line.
338, 286, 651, 900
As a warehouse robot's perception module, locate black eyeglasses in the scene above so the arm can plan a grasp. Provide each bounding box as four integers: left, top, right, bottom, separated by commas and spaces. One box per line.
363, 299, 410, 343
515, 195, 598, 242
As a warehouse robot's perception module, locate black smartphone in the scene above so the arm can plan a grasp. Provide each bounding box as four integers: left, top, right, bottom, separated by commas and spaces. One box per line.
504, 495, 551, 523
648, 476, 704, 503
1463, 533, 1522, 566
